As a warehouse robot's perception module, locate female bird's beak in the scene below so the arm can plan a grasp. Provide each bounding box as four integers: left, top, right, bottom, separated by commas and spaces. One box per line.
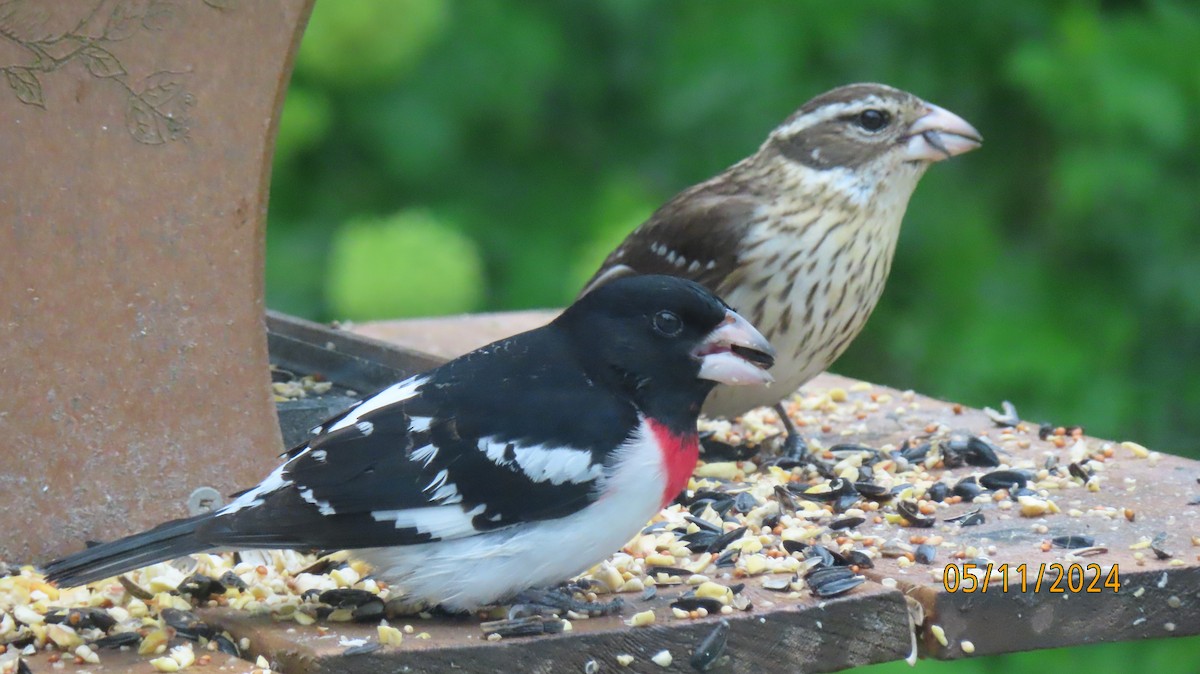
903, 103, 982, 162
694, 310, 776, 386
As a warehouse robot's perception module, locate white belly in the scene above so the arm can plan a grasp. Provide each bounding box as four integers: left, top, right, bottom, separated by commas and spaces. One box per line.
358, 420, 667, 611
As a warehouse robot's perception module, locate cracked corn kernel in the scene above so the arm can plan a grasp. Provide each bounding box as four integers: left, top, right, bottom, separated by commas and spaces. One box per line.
377, 623, 404, 646
149, 656, 181, 672
931, 624, 948, 647
625, 610, 655, 627
1121, 441, 1150, 458
170, 644, 195, 668
616, 654, 635, 667
651, 650, 673, 667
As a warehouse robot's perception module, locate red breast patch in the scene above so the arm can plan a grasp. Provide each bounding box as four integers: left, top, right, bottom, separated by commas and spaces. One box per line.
647, 419, 699, 508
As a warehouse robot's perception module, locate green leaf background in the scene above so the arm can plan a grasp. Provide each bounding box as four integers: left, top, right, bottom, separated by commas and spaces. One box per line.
268, 3, 1200, 667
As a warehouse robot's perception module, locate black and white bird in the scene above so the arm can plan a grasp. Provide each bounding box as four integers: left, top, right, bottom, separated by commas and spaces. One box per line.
583, 83, 981, 454
45, 275, 774, 610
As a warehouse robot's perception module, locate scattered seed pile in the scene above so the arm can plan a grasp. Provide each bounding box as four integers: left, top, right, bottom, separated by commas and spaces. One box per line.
0, 382, 1185, 672
269, 366, 336, 402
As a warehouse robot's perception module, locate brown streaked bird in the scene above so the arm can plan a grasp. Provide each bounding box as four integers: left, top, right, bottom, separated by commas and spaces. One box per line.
582, 83, 981, 456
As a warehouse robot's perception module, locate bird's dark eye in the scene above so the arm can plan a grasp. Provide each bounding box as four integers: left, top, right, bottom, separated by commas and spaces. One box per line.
856, 109, 890, 132
653, 310, 683, 337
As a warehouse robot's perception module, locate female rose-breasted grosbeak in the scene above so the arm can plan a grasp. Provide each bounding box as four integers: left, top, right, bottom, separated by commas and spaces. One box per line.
583, 83, 981, 454
45, 276, 774, 610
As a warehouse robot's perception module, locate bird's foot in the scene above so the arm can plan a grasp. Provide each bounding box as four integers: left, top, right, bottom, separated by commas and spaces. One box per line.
779, 429, 810, 462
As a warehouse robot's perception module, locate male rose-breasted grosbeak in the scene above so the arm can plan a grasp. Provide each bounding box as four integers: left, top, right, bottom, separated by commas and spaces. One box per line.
583, 83, 981, 454
45, 275, 774, 610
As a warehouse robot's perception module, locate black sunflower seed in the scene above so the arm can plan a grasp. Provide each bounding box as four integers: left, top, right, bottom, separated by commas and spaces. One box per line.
318, 588, 379, 608
117, 575, 153, 601
914, 544, 937, 564
708, 526, 748, 553
45, 607, 116, 632
89, 632, 142, 650
774, 485, 799, 511
714, 549, 740, 567
343, 643, 382, 656
854, 481, 893, 501
690, 619, 731, 672
830, 516, 865, 531
835, 492, 860, 513
700, 434, 757, 461
480, 616, 563, 638
897, 441, 931, 462
1068, 462, 1091, 481
1151, 532, 1172, 560
926, 482, 950, 503
671, 596, 725, 613
845, 550, 874, 569
979, 469, 1031, 491
953, 477, 983, 500
733, 491, 760, 513
352, 599, 386, 622
162, 608, 214, 640
806, 545, 836, 568
680, 530, 720, 553
219, 570, 248, 591
944, 434, 1002, 467
945, 508, 985, 527
213, 633, 241, 656
647, 566, 695, 578
1051, 535, 1095, 549
805, 566, 865, 598
761, 575, 795, 591
684, 514, 723, 534
898, 500, 935, 528
782, 540, 808, 555
177, 573, 227, 600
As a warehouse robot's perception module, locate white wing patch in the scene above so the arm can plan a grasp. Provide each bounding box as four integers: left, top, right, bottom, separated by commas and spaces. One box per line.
371, 504, 486, 540
298, 487, 336, 515
410, 444, 438, 468
479, 437, 603, 486
221, 463, 290, 515
326, 376, 429, 433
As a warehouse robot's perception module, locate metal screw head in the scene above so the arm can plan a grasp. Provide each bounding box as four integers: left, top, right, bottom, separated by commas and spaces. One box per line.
187, 486, 223, 515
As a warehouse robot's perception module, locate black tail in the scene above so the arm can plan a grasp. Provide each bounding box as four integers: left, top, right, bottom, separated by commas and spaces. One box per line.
44, 514, 213, 587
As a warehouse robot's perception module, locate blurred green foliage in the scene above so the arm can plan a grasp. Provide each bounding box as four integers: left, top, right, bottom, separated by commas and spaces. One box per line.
325, 210, 485, 319
271, 0, 1200, 457
267, 2, 1200, 669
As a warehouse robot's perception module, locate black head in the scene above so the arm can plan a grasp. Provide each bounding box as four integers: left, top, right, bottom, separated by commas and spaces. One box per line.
557, 275, 774, 429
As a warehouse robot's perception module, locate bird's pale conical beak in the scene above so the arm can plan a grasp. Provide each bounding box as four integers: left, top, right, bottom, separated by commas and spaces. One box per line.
903, 103, 982, 162
694, 310, 776, 387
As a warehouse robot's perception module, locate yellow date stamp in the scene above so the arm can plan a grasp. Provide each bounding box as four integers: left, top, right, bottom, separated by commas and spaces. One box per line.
942, 562, 1121, 593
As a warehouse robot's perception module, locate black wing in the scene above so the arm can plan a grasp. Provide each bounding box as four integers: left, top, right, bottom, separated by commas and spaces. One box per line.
202, 333, 638, 550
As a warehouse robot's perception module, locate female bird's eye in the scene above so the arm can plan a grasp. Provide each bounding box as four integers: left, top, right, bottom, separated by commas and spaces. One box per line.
653, 310, 683, 337
856, 109, 890, 132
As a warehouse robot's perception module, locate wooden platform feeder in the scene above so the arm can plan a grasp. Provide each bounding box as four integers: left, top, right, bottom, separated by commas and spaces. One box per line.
1, 3, 1197, 672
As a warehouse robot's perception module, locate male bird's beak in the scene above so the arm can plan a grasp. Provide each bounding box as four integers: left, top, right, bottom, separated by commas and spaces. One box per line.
694, 310, 776, 387
903, 103, 982, 162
